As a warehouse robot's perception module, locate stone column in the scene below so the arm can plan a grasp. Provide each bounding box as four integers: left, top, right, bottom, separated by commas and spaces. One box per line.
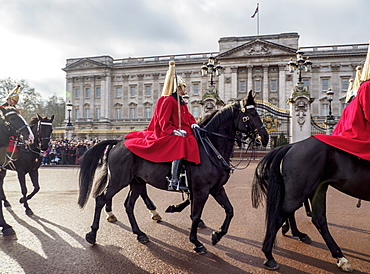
263, 65, 269, 101
278, 64, 287, 109
231, 67, 238, 99
247, 65, 253, 92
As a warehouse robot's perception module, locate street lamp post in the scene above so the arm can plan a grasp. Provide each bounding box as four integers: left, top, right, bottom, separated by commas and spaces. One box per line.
201, 55, 223, 87
200, 55, 224, 118
65, 101, 73, 140
325, 88, 336, 134
66, 101, 73, 127
288, 50, 312, 84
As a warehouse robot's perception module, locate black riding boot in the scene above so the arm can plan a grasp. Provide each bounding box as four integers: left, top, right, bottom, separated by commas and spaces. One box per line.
167, 159, 188, 191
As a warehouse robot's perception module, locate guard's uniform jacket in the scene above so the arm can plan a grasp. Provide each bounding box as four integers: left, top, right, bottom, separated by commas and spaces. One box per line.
124, 93, 200, 164
314, 80, 370, 161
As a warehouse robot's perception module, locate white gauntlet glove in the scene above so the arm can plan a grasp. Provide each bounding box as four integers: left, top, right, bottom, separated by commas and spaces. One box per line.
191, 124, 200, 129
173, 129, 187, 137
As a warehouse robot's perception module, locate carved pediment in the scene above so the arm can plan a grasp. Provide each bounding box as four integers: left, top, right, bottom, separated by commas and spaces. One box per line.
218, 39, 296, 58
64, 58, 108, 70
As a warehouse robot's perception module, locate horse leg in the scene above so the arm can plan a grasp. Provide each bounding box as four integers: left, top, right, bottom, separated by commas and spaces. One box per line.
165, 193, 206, 228
86, 193, 106, 244
25, 170, 40, 201
262, 212, 286, 270
311, 183, 353, 272
285, 212, 312, 244
189, 192, 208, 254
140, 186, 162, 222
210, 186, 234, 245
0, 169, 10, 207
124, 183, 149, 243
0, 202, 15, 235
304, 199, 312, 217
17, 172, 33, 215
105, 197, 118, 223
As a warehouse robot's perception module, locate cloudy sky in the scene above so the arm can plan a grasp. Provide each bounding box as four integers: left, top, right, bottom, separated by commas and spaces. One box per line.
0, 0, 369, 99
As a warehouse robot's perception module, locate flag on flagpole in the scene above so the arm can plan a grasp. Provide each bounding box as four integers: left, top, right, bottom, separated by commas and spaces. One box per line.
251, 4, 259, 18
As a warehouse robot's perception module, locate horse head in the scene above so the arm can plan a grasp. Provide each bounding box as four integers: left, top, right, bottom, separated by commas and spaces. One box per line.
236, 90, 269, 147
33, 114, 54, 151
0, 106, 34, 145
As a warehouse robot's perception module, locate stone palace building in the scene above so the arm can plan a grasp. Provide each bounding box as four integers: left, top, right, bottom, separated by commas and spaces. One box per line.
62, 32, 368, 141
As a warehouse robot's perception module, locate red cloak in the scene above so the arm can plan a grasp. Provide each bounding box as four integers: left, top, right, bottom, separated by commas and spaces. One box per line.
313, 80, 370, 161
124, 95, 200, 164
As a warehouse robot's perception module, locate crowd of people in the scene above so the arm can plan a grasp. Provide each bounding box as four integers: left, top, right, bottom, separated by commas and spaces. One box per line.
41, 138, 101, 165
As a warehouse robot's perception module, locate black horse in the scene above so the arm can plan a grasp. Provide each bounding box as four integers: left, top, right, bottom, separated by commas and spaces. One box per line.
0, 106, 34, 235
0, 114, 54, 215
251, 136, 370, 272
78, 91, 269, 253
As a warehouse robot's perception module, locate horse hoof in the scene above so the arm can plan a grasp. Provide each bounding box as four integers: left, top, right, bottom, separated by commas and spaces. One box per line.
25, 209, 33, 216
281, 225, 289, 235
107, 215, 118, 223
3, 200, 11, 207
198, 220, 206, 229
85, 232, 96, 245
165, 205, 175, 213
211, 231, 221, 245
2, 227, 15, 236
337, 257, 353, 272
263, 259, 279, 270
193, 245, 207, 254
151, 213, 162, 222
137, 234, 149, 243
299, 235, 312, 244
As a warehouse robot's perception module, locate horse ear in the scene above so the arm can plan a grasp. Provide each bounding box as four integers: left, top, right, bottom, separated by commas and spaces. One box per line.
50, 115, 55, 122
247, 90, 255, 105
36, 113, 42, 120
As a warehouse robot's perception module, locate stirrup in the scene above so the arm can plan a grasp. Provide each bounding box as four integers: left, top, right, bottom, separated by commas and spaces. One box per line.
166, 177, 188, 191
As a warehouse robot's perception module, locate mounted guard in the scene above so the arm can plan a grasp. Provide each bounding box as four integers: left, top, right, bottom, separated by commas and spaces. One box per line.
125, 61, 200, 191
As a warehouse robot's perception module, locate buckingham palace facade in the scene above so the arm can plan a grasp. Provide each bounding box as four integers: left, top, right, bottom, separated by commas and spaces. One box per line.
62, 32, 368, 140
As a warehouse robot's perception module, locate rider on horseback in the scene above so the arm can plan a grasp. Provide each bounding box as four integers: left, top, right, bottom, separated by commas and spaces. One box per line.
1, 85, 22, 161
314, 41, 370, 160
125, 61, 200, 191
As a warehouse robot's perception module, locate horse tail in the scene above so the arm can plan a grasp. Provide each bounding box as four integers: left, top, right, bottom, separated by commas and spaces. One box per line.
78, 140, 120, 208
251, 144, 292, 209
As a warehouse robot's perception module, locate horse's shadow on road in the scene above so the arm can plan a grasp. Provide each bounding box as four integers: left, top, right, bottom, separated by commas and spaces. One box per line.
0, 209, 149, 274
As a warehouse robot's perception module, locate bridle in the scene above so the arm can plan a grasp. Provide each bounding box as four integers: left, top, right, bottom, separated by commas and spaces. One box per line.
195, 101, 265, 170
2, 110, 31, 143
25, 119, 53, 155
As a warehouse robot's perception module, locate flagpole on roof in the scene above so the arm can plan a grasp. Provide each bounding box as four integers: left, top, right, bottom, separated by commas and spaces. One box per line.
251, 3, 260, 36
257, 3, 259, 36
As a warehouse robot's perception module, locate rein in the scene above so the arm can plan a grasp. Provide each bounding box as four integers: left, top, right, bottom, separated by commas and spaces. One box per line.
194, 127, 260, 171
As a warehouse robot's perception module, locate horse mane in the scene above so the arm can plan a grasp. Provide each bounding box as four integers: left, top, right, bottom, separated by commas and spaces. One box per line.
198, 110, 218, 126
203, 103, 236, 132
29, 116, 40, 128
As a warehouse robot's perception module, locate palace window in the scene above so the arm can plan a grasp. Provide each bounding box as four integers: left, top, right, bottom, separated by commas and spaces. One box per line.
115, 108, 121, 119
129, 108, 136, 119
130, 86, 136, 97
341, 78, 350, 91
85, 88, 90, 98
145, 86, 151, 96
239, 81, 246, 93
145, 107, 151, 118
270, 80, 277, 92
95, 108, 100, 119
85, 108, 90, 119
192, 106, 200, 119
192, 83, 199, 95
96, 87, 101, 98
321, 79, 329, 91
75, 109, 80, 119
254, 80, 261, 92
116, 87, 122, 98
75, 88, 80, 99
322, 104, 329, 116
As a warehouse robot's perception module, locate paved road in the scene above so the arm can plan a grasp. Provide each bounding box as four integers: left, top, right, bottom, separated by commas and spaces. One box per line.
0, 164, 369, 273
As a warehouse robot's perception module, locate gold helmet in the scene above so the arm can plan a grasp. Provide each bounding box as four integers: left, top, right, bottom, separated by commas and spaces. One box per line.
6, 84, 21, 105
161, 61, 186, 96
345, 79, 354, 103
360, 40, 370, 82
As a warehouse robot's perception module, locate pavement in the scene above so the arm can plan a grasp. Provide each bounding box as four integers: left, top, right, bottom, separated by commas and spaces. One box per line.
0, 163, 369, 273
